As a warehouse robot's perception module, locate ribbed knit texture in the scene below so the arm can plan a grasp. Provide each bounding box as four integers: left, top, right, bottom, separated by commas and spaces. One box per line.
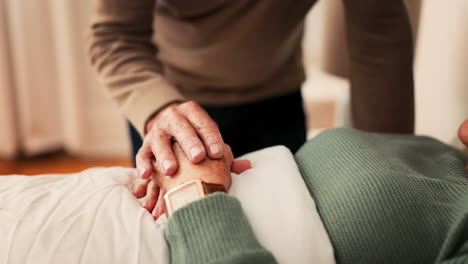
165, 193, 277, 264
163, 128, 467, 263
295, 128, 468, 263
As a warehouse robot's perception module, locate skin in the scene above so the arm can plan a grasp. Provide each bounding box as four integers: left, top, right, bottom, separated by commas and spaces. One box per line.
133, 0, 416, 217
459, 119, 468, 170
133, 142, 251, 219
134, 120, 468, 219
458, 119, 468, 149
134, 101, 231, 218
136, 101, 224, 180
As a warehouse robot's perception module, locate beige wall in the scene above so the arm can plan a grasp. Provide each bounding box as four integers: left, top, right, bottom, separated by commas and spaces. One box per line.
303, 0, 468, 147
414, 0, 468, 148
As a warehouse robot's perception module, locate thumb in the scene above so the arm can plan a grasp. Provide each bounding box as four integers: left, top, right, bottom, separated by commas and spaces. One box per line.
231, 159, 252, 174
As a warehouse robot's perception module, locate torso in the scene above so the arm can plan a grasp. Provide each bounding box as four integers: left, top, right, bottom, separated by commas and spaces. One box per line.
151, 0, 316, 104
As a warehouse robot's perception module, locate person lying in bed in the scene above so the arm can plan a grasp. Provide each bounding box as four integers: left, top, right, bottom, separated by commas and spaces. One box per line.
135, 120, 468, 264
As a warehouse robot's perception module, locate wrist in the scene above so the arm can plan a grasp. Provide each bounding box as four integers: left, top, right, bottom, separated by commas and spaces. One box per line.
164, 179, 227, 217
165, 193, 273, 264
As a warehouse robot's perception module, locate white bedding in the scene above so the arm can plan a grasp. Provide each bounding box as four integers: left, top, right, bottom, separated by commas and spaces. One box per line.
0, 146, 334, 264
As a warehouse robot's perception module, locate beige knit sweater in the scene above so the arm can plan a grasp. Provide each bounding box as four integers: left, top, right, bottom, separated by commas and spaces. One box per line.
88, 0, 414, 135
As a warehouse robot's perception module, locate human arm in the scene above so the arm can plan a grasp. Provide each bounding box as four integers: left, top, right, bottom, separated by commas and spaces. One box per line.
142, 142, 277, 263
343, 0, 415, 133
88, 1, 226, 182
165, 193, 277, 264
88, 0, 184, 136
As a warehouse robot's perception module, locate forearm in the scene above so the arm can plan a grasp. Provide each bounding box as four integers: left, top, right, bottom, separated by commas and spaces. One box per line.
165, 193, 277, 264
88, 0, 183, 135
343, 0, 414, 133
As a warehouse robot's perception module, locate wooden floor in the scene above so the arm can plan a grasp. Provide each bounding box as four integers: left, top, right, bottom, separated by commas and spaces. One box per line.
0, 152, 132, 176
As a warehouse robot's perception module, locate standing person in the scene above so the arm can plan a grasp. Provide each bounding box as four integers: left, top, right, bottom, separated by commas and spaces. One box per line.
88, 1, 414, 209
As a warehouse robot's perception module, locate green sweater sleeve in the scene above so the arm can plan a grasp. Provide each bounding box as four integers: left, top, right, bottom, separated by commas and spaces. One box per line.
295, 128, 468, 263
436, 211, 468, 264
165, 193, 278, 264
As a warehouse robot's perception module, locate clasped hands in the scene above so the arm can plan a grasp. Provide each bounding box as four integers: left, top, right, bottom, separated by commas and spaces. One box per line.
132, 101, 251, 219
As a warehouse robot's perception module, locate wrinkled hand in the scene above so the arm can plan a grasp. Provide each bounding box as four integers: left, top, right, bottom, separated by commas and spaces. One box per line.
137, 101, 224, 179
458, 119, 468, 170
132, 142, 251, 219
458, 119, 468, 149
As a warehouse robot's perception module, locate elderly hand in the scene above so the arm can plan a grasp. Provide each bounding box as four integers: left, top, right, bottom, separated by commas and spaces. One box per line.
136, 101, 224, 180
133, 142, 251, 219
458, 119, 468, 148
458, 119, 468, 170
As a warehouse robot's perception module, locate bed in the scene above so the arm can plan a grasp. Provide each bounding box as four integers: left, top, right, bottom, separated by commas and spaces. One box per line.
0, 146, 334, 264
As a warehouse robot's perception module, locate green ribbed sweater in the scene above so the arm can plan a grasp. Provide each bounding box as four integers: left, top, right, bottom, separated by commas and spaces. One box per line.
165, 128, 468, 263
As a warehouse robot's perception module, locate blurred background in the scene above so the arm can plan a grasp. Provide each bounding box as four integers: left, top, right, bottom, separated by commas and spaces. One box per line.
0, 0, 467, 175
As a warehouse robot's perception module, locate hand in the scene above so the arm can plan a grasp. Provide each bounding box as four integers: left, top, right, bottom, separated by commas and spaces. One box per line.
132, 142, 251, 219
458, 119, 468, 148
136, 101, 224, 179
458, 119, 468, 170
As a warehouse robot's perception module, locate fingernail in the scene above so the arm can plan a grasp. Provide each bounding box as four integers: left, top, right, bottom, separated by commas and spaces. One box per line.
190, 146, 204, 160
163, 159, 174, 172
210, 144, 222, 155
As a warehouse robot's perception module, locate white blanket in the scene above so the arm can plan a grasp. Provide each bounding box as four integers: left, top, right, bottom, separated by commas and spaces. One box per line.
0, 146, 334, 264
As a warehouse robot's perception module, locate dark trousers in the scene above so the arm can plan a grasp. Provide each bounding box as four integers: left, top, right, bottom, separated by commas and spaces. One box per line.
128, 90, 307, 166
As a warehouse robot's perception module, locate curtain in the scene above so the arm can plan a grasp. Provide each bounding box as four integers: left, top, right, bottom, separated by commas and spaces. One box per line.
0, 0, 18, 159
0, 0, 130, 159
1, 0, 467, 159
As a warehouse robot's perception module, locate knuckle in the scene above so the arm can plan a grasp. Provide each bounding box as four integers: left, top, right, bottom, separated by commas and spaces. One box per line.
182, 137, 201, 150
165, 120, 178, 134
200, 120, 218, 132
156, 148, 171, 160
195, 116, 210, 127
168, 119, 190, 134
183, 100, 198, 109
162, 106, 178, 119
151, 130, 166, 142
204, 134, 221, 144
150, 129, 166, 143
193, 116, 215, 132
143, 136, 153, 145
137, 145, 151, 158
135, 155, 146, 165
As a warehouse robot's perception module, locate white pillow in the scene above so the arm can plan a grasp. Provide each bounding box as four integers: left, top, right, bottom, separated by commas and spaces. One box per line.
0, 146, 334, 264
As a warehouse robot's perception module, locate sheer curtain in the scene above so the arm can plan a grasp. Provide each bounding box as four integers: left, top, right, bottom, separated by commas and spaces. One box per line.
0, 0, 129, 159
0, 0, 18, 158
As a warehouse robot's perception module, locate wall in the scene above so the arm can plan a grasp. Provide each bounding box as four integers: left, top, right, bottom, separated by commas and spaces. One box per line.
303, 0, 468, 148
414, 0, 468, 148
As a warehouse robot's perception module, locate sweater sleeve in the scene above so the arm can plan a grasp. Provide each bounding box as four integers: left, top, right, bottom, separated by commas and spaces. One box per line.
165, 193, 278, 264
342, 0, 414, 133
436, 210, 468, 264
87, 0, 184, 136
